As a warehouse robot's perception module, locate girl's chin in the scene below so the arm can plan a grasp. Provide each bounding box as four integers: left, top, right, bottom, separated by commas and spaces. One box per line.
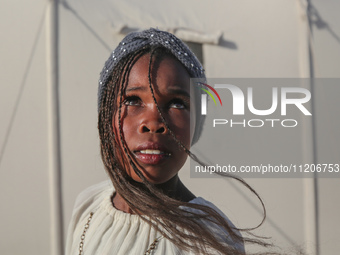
128, 172, 178, 186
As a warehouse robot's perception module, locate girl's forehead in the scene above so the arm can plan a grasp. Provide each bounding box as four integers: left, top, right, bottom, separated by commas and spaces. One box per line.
125, 53, 191, 92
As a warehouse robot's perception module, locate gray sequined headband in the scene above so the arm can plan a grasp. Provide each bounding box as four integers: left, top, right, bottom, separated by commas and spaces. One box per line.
98, 28, 205, 145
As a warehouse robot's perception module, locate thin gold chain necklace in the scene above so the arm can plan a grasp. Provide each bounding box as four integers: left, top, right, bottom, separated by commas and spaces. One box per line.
78, 212, 163, 255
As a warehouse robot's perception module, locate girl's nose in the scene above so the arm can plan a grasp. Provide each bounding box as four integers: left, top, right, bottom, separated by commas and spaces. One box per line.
140, 123, 166, 133
138, 108, 168, 134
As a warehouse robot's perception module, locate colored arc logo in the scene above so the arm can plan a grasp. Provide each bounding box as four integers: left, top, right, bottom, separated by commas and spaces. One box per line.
197, 83, 223, 106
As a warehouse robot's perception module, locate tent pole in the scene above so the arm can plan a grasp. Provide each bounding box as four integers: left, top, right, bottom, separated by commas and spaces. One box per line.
298, 1, 319, 255
46, 0, 63, 254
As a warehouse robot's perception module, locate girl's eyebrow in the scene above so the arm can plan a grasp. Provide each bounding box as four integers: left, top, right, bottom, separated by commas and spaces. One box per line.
126, 86, 190, 98
126, 86, 147, 92
167, 88, 190, 98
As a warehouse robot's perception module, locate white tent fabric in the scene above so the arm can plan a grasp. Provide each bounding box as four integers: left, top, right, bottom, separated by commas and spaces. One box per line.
1, 0, 339, 254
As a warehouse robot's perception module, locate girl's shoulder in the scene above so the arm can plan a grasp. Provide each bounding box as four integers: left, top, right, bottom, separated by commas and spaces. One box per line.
65, 181, 114, 254
187, 196, 238, 227
72, 180, 114, 212
186, 197, 245, 253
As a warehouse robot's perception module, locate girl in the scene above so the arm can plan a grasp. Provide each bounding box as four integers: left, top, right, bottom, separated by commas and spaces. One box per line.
66, 28, 267, 255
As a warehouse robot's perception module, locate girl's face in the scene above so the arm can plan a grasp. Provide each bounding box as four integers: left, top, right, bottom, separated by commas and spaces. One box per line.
113, 53, 195, 184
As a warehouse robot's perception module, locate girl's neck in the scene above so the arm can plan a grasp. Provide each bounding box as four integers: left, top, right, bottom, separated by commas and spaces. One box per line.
112, 175, 196, 214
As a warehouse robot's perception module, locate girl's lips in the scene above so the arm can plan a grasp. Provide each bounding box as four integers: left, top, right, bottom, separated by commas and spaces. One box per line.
134, 150, 171, 165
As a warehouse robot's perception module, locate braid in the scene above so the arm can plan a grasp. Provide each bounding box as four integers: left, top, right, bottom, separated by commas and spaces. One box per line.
145, 47, 268, 234
146, 48, 207, 165
117, 50, 147, 182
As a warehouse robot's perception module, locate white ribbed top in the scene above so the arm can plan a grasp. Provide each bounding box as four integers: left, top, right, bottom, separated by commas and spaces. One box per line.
65, 181, 244, 255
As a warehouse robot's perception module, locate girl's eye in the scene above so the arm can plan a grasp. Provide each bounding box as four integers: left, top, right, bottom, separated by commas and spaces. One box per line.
123, 96, 141, 106
169, 99, 187, 109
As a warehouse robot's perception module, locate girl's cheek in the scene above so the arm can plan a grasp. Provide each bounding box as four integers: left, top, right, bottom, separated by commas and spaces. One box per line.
125, 107, 145, 118
170, 113, 191, 138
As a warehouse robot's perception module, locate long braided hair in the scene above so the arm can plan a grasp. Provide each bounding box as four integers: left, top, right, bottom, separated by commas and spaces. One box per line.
98, 42, 273, 254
